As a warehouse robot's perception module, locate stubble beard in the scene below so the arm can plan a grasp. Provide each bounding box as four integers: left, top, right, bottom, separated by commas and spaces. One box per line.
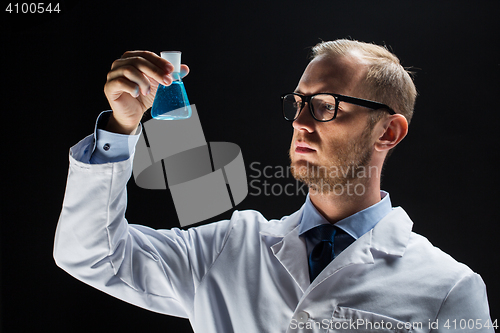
289, 127, 374, 195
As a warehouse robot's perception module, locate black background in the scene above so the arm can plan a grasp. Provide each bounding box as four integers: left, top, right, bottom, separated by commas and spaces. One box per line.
2, 0, 499, 331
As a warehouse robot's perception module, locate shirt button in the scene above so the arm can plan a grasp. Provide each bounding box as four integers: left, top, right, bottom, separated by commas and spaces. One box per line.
295, 311, 309, 323
103, 143, 110, 151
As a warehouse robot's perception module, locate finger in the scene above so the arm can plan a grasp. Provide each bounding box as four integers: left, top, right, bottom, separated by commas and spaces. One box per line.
107, 65, 155, 95
111, 56, 173, 87
119, 50, 174, 74
180, 64, 190, 78
105, 77, 141, 100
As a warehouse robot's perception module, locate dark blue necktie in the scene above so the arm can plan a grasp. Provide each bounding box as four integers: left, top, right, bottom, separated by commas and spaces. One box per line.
307, 224, 354, 282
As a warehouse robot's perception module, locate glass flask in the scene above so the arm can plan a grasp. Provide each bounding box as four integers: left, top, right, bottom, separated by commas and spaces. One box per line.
151, 51, 192, 120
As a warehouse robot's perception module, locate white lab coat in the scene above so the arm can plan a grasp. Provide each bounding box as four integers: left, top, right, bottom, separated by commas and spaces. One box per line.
54, 135, 493, 333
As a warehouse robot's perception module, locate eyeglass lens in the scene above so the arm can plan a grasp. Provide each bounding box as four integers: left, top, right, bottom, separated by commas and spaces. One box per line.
283, 94, 337, 121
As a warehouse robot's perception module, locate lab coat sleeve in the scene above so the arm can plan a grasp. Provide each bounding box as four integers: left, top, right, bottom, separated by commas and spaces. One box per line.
53, 134, 233, 318
431, 272, 494, 332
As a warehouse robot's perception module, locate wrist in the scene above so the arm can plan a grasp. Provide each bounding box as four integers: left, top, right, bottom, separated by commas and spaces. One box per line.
105, 114, 139, 135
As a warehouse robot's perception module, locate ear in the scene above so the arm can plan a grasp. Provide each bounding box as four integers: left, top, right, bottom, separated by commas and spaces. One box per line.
374, 114, 408, 152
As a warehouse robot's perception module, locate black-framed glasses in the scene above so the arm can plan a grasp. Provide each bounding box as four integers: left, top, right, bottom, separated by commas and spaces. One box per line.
281, 92, 395, 122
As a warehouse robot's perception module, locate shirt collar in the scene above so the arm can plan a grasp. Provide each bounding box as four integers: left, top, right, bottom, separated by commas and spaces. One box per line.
298, 190, 392, 240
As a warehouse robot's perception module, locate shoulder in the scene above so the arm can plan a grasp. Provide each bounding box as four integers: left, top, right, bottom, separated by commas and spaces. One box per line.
406, 230, 476, 283
226, 209, 292, 230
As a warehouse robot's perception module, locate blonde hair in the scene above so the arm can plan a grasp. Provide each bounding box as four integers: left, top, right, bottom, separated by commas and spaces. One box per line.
311, 39, 417, 125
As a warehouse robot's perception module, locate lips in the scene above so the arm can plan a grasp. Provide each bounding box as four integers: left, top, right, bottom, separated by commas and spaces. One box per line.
295, 141, 316, 154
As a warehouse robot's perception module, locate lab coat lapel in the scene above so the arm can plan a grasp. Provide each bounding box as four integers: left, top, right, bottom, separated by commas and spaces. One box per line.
309, 207, 413, 288
260, 206, 311, 293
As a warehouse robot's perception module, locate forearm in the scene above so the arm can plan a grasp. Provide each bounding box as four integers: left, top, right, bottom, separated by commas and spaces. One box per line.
54, 136, 131, 280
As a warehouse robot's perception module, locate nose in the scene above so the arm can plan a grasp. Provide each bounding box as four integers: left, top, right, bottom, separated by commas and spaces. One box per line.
292, 103, 315, 133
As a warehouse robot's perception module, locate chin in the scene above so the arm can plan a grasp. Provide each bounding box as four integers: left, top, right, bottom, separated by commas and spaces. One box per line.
290, 156, 317, 178
291, 157, 308, 167
290, 153, 303, 167
291, 151, 317, 165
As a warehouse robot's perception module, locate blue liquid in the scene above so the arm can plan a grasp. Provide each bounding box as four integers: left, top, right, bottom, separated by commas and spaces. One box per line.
151, 75, 191, 120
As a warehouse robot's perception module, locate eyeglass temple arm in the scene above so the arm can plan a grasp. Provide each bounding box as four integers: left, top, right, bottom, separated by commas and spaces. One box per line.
338, 95, 396, 115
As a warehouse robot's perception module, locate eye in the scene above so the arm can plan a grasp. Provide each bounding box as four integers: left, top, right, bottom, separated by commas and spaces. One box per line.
318, 102, 335, 113
324, 103, 335, 112
293, 101, 302, 110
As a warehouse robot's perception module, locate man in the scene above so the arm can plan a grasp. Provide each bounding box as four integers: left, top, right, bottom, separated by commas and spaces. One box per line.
54, 39, 493, 332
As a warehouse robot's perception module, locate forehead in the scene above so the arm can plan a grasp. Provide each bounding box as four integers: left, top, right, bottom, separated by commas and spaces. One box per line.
296, 53, 368, 96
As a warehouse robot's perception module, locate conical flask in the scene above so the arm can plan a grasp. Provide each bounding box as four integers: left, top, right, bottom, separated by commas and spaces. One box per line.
151, 51, 192, 120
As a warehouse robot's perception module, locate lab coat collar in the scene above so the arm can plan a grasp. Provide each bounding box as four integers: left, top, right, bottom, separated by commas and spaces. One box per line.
369, 207, 413, 257
259, 205, 413, 291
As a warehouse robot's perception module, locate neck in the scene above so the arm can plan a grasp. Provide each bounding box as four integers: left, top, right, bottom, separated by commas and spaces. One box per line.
308, 177, 382, 224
